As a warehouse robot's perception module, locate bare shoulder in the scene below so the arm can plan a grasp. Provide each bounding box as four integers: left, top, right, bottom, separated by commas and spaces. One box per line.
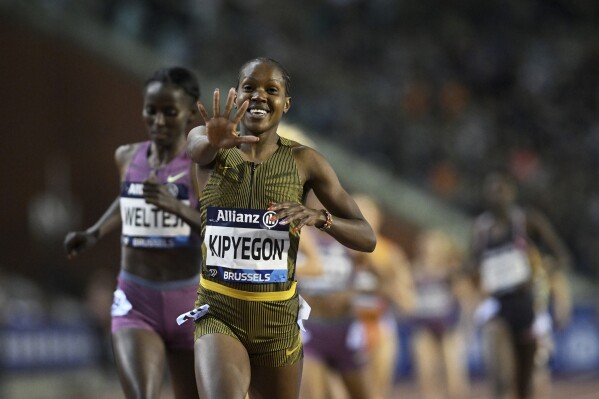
290, 144, 330, 184
291, 143, 326, 166
378, 236, 408, 262
523, 206, 545, 219
114, 142, 144, 179
188, 125, 206, 140
115, 142, 143, 165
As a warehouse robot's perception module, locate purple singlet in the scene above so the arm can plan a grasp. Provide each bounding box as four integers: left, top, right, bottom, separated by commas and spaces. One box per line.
120, 142, 198, 249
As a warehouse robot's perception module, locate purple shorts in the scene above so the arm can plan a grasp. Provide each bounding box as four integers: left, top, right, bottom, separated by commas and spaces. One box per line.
301, 317, 368, 372
111, 271, 199, 350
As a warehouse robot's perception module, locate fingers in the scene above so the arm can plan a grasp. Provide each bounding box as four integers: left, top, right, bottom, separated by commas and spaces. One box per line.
204, 88, 245, 124
233, 99, 249, 124
197, 101, 210, 123
223, 87, 236, 117
268, 202, 297, 212
142, 187, 163, 201
291, 217, 310, 235
213, 88, 220, 117
267, 203, 321, 236
67, 246, 81, 259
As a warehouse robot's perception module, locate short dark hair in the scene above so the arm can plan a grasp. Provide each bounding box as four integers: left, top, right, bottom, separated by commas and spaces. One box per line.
237, 57, 291, 96
145, 67, 200, 102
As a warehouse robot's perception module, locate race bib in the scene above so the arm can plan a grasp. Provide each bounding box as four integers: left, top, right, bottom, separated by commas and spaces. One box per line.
204, 207, 290, 283
415, 283, 453, 317
120, 182, 191, 248
481, 245, 531, 293
298, 244, 353, 294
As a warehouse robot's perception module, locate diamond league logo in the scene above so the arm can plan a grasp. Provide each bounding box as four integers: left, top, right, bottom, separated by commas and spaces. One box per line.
262, 210, 279, 229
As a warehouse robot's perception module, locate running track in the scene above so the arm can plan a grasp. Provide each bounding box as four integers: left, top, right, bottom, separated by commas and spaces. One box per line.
394, 377, 599, 399
3, 369, 598, 398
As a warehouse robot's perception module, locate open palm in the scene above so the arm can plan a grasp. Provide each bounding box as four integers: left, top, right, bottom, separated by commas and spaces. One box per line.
197, 88, 258, 149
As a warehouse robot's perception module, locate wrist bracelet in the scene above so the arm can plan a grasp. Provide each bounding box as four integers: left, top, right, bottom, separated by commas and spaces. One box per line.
318, 209, 333, 231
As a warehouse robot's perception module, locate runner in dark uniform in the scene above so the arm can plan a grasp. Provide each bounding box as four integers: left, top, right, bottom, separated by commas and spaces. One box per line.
469, 172, 571, 399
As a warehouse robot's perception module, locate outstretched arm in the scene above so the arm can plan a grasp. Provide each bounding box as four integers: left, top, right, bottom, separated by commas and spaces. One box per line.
270, 147, 376, 252
527, 208, 572, 271
186, 88, 257, 166
64, 196, 121, 259
65, 143, 136, 259
363, 241, 415, 313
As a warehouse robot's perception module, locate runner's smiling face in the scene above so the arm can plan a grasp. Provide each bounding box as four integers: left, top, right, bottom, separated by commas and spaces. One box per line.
143, 82, 194, 148
236, 61, 291, 136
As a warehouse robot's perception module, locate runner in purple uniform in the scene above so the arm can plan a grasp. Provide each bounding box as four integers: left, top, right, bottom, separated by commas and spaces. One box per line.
410, 229, 471, 399
64, 67, 204, 399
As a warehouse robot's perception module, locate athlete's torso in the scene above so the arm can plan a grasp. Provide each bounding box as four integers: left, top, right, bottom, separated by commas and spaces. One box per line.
120, 141, 200, 281
200, 137, 303, 293
412, 271, 459, 321
298, 233, 356, 317
474, 207, 532, 295
352, 238, 396, 318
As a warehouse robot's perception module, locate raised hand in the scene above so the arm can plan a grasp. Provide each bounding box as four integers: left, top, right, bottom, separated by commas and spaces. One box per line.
197, 88, 258, 149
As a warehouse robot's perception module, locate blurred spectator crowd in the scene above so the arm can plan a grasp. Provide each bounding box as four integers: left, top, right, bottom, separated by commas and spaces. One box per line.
22, 0, 599, 279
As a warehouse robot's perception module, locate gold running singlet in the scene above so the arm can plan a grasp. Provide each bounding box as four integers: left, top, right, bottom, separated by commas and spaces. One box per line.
194, 137, 304, 367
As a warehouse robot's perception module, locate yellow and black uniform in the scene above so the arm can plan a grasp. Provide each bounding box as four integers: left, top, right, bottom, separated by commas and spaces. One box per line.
194, 137, 304, 367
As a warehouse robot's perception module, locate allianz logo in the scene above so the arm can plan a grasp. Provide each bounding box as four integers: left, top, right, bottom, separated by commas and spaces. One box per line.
215, 209, 279, 229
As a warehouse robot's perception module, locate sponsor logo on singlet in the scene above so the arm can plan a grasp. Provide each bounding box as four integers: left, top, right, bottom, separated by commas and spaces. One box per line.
120, 182, 191, 248
204, 207, 290, 283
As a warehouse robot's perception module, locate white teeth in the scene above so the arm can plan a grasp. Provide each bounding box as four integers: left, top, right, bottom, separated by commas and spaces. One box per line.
249, 109, 267, 115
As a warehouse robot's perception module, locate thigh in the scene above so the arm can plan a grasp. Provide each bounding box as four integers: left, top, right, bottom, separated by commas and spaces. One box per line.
514, 338, 537, 399
339, 369, 370, 399
413, 329, 439, 379
441, 330, 469, 398
112, 328, 167, 399
249, 358, 303, 399
483, 318, 515, 396
195, 333, 251, 399
441, 329, 467, 374
300, 357, 329, 399
368, 323, 398, 392
167, 348, 199, 399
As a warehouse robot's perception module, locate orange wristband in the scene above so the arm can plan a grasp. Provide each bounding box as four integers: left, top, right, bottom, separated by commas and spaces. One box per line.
318, 209, 332, 231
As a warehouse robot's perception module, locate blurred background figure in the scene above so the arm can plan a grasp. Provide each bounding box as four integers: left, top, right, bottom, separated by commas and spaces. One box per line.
409, 229, 471, 399
469, 172, 572, 399
352, 194, 414, 399
297, 195, 370, 399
